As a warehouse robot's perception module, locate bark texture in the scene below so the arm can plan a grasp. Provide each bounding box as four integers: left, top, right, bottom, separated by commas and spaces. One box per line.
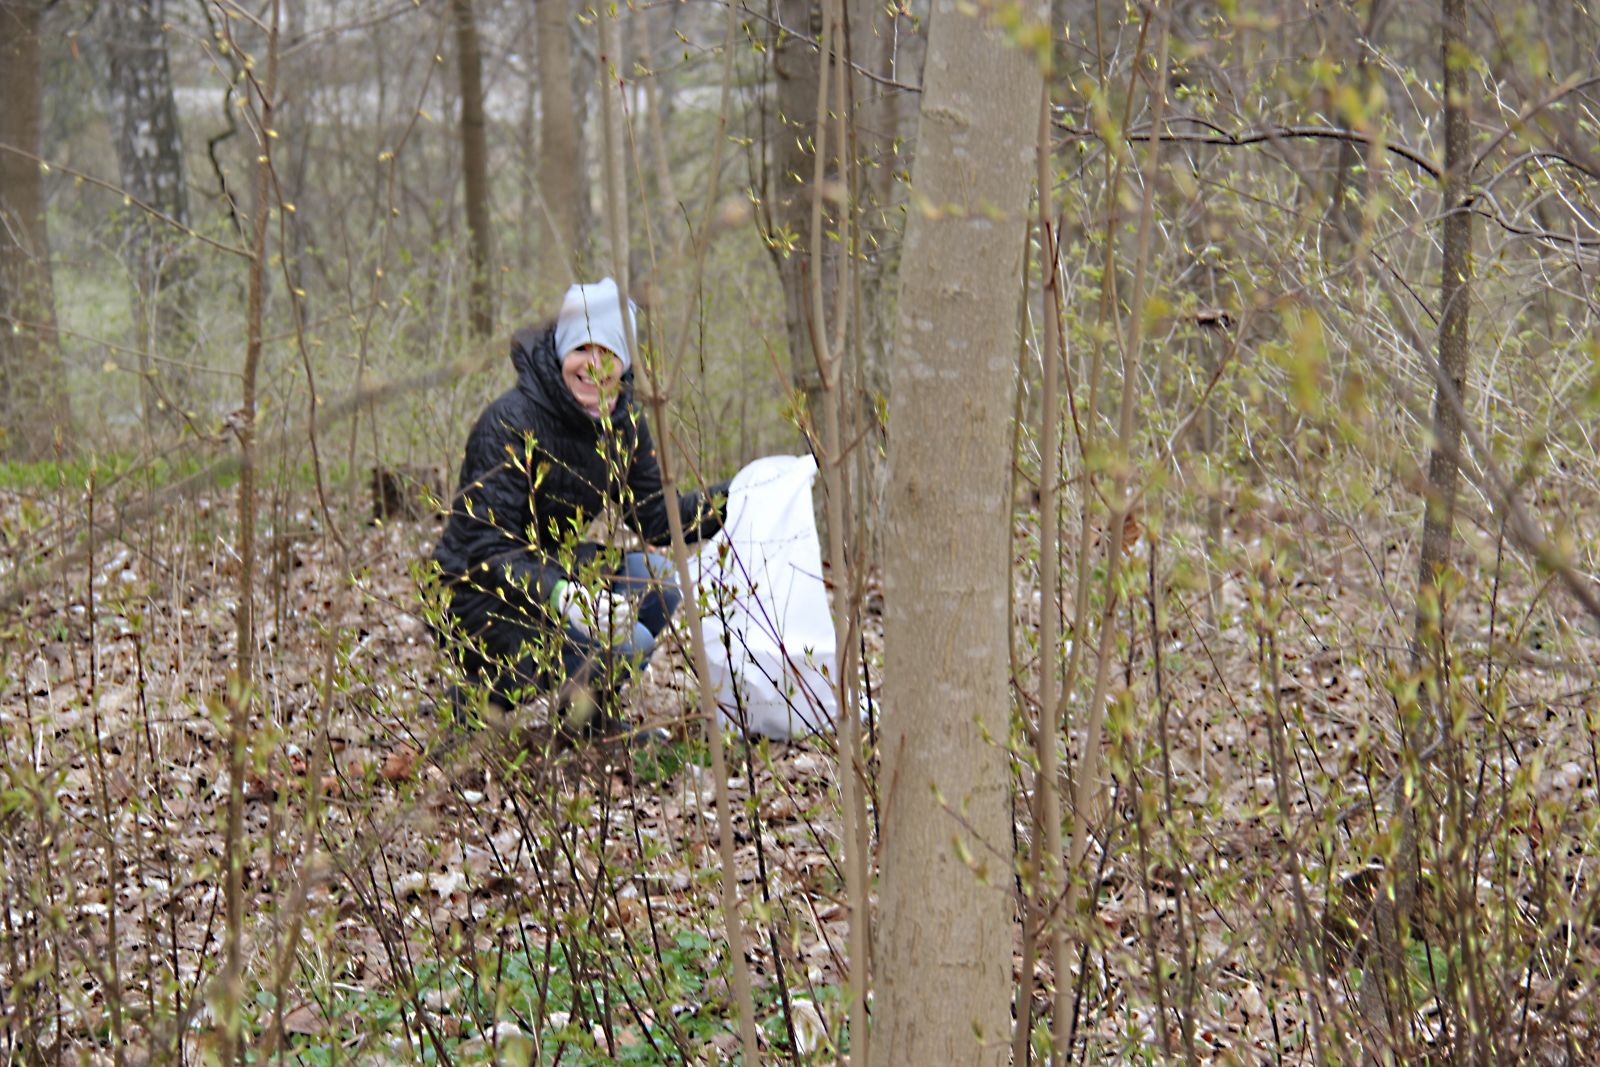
1366, 0, 1475, 1034
771, 0, 832, 418
850, 0, 916, 561
0, 0, 70, 459
537, 0, 581, 300
597, 9, 629, 290
635, 10, 679, 254
875, 5, 1040, 1064
104, 0, 194, 396
1416, 0, 1472, 598
453, 0, 494, 337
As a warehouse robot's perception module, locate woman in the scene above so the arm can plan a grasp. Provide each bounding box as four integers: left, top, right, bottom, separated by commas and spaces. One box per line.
431, 278, 727, 737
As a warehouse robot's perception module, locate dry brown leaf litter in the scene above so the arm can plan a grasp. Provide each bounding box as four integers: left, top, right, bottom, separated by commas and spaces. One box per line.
1, 485, 1597, 1062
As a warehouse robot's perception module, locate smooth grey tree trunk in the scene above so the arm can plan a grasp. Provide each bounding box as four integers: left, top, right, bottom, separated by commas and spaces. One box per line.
875, 3, 1040, 1063
519, 37, 538, 276
0, 0, 71, 459
635, 9, 678, 255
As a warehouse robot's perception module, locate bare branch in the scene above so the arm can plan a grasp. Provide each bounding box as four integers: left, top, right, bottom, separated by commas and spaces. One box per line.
0, 143, 252, 258
1058, 118, 1442, 180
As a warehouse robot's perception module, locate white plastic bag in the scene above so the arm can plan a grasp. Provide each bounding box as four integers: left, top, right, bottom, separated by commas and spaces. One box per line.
694, 455, 837, 739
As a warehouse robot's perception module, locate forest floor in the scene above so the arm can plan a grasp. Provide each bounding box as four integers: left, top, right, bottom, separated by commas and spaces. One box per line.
1, 482, 1597, 1064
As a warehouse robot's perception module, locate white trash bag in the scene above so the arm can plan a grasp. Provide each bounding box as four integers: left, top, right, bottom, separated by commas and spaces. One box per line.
693, 454, 837, 740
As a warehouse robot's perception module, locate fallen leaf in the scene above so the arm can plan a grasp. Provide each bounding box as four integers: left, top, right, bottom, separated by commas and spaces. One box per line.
106, 768, 135, 803
612, 897, 646, 926
1122, 508, 1143, 545
382, 745, 420, 781
244, 771, 283, 801
760, 793, 798, 821
282, 1003, 323, 1035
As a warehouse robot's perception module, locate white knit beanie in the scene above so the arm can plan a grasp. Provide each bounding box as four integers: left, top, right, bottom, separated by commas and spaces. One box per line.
553, 278, 635, 372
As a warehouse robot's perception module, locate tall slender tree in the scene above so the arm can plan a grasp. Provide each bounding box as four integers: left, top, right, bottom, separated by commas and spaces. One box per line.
537, 0, 581, 300
770, 0, 831, 424
221, 2, 279, 1059
1415, 0, 1473, 632
635, 8, 679, 255
0, 0, 70, 459
104, 0, 193, 411
597, 6, 629, 290
848, 0, 913, 558
1370, 0, 1477, 1029
874, 2, 1041, 1062
518, 27, 538, 275
453, 0, 493, 337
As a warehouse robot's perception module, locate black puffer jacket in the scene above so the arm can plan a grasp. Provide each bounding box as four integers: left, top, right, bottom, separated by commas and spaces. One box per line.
432, 323, 726, 608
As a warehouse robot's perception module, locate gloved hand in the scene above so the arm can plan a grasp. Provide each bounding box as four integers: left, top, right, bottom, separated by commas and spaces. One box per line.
550, 580, 636, 641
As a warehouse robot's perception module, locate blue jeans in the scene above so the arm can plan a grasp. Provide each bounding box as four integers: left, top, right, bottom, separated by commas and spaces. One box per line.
447, 550, 682, 708
558, 550, 683, 682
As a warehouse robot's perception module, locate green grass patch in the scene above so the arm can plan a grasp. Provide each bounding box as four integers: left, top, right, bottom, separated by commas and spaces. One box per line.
0, 450, 374, 499
265, 925, 835, 1066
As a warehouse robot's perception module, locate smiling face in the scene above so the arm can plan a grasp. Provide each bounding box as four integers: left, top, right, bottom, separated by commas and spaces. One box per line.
561, 344, 623, 416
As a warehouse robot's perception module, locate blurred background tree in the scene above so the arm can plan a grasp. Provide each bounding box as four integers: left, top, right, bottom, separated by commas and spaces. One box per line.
0, 0, 71, 459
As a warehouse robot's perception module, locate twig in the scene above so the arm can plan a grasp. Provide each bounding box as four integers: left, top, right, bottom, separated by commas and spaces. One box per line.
711, 0, 919, 93
1064, 0, 1169, 952
1032, 75, 1071, 1067
807, 1, 871, 1058
620, 1, 762, 1060
1056, 119, 1441, 180
0, 143, 252, 258
218, 3, 279, 1062
84, 468, 129, 1067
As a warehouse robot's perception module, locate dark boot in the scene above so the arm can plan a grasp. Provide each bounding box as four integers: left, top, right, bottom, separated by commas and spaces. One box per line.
555, 679, 669, 748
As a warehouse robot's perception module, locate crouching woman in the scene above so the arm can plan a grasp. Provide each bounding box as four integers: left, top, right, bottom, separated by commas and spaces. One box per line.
430, 278, 727, 738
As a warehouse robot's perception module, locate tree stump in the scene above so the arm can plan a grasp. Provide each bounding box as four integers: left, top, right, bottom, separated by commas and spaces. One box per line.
371, 464, 448, 522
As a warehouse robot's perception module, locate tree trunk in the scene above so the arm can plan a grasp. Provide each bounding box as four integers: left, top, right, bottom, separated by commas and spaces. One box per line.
875, 4, 1040, 1064
1368, 0, 1474, 1035
1326, 2, 1389, 244
278, 12, 314, 338
848, 0, 906, 563
519, 43, 537, 275
597, 9, 629, 290
635, 9, 679, 256
537, 0, 580, 300
104, 0, 194, 412
1415, 1, 1472, 604
221, 10, 278, 1061
0, 0, 70, 460
453, 0, 494, 338
771, 0, 832, 422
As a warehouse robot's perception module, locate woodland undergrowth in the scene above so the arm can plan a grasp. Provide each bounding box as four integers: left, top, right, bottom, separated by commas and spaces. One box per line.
2, 442, 1598, 1065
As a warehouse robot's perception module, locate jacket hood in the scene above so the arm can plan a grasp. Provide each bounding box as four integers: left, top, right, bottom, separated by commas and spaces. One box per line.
509, 323, 638, 434
509, 322, 616, 434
